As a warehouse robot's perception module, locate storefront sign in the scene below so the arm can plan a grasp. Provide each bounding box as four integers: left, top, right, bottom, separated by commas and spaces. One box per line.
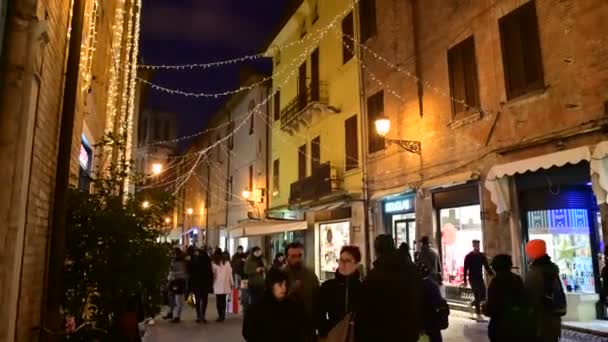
384, 197, 414, 213
528, 209, 589, 234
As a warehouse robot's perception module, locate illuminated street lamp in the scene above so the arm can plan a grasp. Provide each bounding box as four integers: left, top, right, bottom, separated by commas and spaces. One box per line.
142, 200, 150, 209
152, 163, 163, 175
186, 208, 194, 215
374, 116, 422, 154
241, 189, 251, 200
165, 217, 171, 224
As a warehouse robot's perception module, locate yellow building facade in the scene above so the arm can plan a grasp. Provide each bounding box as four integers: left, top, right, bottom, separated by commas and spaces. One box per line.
266, 0, 369, 277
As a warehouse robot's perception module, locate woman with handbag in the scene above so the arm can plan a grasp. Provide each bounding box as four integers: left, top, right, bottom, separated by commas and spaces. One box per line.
318, 246, 363, 341
212, 250, 234, 322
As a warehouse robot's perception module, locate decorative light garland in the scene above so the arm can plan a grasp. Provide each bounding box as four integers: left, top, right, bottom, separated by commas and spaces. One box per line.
124, 0, 142, 192
170, 26, 330, 195
137, 0, 360, 70
342, 33, 493, 116
80, 0, 99, 92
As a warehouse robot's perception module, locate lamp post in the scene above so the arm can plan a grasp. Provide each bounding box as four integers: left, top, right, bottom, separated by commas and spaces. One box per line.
374, 116, 422, 154
186, 208, 193, 246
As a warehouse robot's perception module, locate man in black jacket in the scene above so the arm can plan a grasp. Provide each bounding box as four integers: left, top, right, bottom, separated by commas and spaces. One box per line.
187, 247, 213, 323
356, 235, 422, 342
464, 239, 493, 320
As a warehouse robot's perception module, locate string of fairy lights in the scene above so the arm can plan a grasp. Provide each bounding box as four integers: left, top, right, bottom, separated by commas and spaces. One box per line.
136, 0, 361, 71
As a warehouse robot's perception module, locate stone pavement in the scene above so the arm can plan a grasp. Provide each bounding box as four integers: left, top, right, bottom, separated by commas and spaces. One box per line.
142, 299, 600, 342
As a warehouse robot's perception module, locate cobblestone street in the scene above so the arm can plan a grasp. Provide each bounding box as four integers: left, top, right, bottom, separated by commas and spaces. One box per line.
142, 300, 490, 342
143, 300, 601, 342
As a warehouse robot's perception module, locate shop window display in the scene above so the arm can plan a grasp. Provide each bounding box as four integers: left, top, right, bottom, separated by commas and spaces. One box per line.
439, 205, 483, 287
319, 222, 350, 280
527, 209, 595, 293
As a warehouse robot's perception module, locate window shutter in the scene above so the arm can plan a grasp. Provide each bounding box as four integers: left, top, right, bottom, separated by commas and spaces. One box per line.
342, 12, 354, 64
345, 115, 359, 171
274, 90, 281, 121
311, 136, 320, 171
298, 144, 306, 180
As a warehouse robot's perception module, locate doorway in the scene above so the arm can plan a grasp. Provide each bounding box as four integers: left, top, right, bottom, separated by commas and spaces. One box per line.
394, 219, 416, 255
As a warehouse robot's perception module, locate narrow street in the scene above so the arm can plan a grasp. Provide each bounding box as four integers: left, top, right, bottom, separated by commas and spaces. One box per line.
143, 302, 598, 342
143, 299, 488, 342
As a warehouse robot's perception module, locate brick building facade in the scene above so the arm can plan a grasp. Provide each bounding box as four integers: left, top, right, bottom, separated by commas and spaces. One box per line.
0, 0, 141, 340
361, 0, 608, 318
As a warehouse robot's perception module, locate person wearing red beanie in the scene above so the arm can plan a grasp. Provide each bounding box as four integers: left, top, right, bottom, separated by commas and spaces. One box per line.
524, 239, 563, 342
525, 239, 547, 260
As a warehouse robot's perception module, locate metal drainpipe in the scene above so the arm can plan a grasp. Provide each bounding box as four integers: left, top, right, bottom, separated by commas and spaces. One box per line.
353, 3, 373, 271
44, 0, 86, 339
225, 111, 231, 244
265, 85, 270, 217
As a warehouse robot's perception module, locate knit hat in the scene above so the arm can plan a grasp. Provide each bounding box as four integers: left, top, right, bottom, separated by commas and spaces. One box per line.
525, 239, 547, 260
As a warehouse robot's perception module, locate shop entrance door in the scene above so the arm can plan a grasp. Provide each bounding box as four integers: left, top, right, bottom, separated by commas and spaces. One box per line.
394, 219, 416, 253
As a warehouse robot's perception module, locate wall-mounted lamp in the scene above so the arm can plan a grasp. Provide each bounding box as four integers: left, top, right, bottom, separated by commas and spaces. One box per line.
375, 116, 421, 154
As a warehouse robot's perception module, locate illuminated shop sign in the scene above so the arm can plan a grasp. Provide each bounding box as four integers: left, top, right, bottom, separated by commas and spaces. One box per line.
528, 209, 589, 234
384, 197, 414, 213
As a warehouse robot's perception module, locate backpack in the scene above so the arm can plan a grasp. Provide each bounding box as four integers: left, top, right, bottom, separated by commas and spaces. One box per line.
543, 272, 567, 317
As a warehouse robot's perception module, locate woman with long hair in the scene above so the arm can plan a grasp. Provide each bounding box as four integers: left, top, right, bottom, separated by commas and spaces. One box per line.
212, 249, 233, 322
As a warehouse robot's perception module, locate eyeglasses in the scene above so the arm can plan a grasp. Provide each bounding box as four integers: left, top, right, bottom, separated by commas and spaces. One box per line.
338, 258, 354, 264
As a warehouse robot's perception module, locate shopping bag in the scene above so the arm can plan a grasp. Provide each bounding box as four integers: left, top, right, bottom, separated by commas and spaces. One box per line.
186, 293, 196, 307
322, 313, 353, 342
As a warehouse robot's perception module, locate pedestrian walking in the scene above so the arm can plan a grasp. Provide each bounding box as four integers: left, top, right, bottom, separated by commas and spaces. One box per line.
187, 247, 213, 323
242, 269, 307, 342
483, 254, 533, 342
418, 262, 449, 342
244, 246, 266, 308
231, 245, 247, 287
271, 252, 286, 271
318, 246, 363, 339
398, 242, 413, 264
524, 239, 566, 342
356, 235, 422, 342
418, 236, 442, 284
463, 239, 493, 321
212, 250, 234, 322
165, 248, 188, 323
283, 242, 320, 341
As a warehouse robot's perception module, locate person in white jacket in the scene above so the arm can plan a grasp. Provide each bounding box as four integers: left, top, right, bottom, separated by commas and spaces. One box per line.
212, 250, 234, 322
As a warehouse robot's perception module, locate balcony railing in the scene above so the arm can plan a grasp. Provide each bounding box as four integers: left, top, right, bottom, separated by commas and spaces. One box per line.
280, 80, 329, 129
289, 162, 341, 205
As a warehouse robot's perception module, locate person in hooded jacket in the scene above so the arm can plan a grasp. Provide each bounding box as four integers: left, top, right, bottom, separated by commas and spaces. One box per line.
242, 268, 307, 342
187, 247, 213, 323
483, 254, 530, 342
356, 234, 422, 342
524, 239, 562, 342
318, 246, 363, 338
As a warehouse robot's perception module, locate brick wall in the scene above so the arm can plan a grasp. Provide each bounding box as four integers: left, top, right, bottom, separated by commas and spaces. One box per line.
0, 0, 136, 340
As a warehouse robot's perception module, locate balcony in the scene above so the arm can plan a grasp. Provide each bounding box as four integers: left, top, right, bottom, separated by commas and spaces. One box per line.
280, 80, 331, 132
289, 162, 342, 206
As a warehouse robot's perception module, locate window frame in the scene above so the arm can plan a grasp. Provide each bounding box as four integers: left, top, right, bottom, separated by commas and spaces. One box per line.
499, 0, 545, 100
367, 90, 385, 154
345, 114, 359, 171
342, 12, 354, 64
447, 35, 481, 119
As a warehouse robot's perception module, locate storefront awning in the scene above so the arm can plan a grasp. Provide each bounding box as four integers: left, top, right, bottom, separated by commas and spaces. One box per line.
420, 171, 480, 190
166, 227, 182, 240
309, 201, 346, 212
227, 219, 307, 239
485, 144, 608, 213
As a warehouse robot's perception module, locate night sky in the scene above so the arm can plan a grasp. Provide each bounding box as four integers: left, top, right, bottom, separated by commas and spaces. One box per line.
140, 0, 290, 145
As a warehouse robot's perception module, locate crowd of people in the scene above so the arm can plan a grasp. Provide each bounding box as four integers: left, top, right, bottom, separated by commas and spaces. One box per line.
159, 235, 608, 342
